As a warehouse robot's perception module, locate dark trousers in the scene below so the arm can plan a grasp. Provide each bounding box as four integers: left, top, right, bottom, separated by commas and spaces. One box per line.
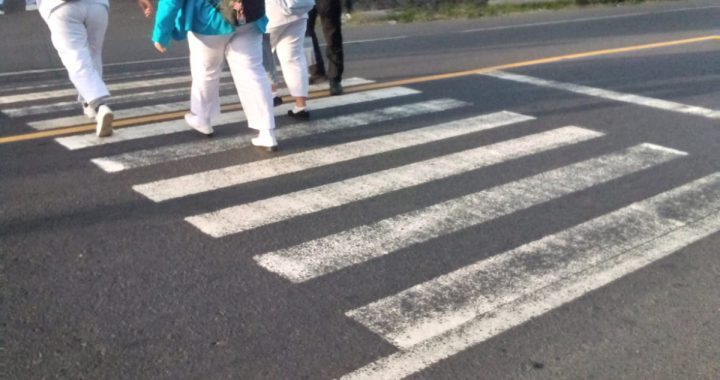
306, 0, 343, 81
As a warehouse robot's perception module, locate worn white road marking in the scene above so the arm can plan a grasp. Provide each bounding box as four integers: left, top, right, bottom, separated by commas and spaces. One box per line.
4, 82, 234, 118
134, 111, 535, 202
29, 98, 218, 131
0, 73, 209, 106
0, 57, 192, 78
27, 77, 374, 130
189, 126, 604, 238
341, 36, 408, 45
461, 6, 720, 33
1, 66, 193, 94
341, 173, 720, 380
91, 98, 467, 173
485, 71, 720, 119
56, 87, 420, 150
255, 144, 685, 282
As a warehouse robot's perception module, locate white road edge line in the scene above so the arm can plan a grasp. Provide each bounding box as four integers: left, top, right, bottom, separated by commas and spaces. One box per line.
0, 56, 191, 78
341, 173, 720, 380
461, 6, 720, 33
484, 71, 720, 119
0, 33, 413, 77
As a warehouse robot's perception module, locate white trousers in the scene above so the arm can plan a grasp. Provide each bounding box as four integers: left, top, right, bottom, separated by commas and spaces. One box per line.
46, 1, 109, 105
188, 24, 275, 131
268, 19, 309, 98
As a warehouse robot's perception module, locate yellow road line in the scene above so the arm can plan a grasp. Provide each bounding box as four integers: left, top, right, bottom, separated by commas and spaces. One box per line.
341, 35, 719, 93
1, 35, 717, 145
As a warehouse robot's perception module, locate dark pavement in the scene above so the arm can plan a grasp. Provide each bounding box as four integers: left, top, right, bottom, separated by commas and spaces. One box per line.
2, 1, 719, 379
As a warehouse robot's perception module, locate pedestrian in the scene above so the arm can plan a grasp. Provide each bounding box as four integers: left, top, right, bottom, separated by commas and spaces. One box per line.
265, 0, 314, 119
36, 0, 114, 137
262, 33, 284, 107
152, 0, 278, 151
306, 0, 344, 95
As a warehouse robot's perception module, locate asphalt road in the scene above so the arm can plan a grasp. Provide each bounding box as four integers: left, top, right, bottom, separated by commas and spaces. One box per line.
2, 1, 720, 379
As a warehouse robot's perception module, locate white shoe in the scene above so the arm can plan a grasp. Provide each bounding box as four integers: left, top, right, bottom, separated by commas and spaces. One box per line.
95, 105, 113, 137
251, 129, 278, 152
83, 103, 96, 119
184, 113, 213, 136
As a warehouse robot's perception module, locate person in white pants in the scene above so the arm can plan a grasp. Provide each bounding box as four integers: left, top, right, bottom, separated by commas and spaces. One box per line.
184, 24, 276, 147
266, 0, 311, 120
152, 0, 277, 151
36, 0, 113, 137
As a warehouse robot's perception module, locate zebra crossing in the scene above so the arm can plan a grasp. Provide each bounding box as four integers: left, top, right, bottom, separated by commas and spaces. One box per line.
4, 68, 720, 379
341, 174, 720, 380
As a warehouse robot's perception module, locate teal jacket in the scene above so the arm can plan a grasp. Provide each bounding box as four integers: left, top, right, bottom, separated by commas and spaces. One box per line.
152, 0, 268, 47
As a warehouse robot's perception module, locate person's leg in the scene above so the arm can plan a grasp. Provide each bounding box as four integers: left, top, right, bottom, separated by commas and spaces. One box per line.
262, 33, 283, 107
82, 1, 112, 124
306, 7, 326, 80
226, 24, 277, 150
47, 2, 109, 108
47, 2, 113, 136
186, 32, 228, 135
270, 20, 308, 118
86, 3, 107, 84
316, 0, 344, 94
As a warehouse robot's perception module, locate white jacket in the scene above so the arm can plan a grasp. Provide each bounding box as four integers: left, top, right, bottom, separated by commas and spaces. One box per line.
265, 0, 309, 29
36, 0, 109, 21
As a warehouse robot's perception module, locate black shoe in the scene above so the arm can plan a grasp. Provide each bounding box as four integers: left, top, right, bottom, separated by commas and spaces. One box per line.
329, 80, 343, 96
273, 96, 283, 107
287, 109, 310, 120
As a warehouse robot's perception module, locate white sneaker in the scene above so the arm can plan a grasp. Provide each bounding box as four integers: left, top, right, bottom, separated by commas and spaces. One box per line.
184, 113, 213, 136
251, 129, 278, 152
83, 103, 96, 119
95, 105, 113, 137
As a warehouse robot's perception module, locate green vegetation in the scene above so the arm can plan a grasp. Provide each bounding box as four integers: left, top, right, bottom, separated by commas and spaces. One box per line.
385, 0, 652, 23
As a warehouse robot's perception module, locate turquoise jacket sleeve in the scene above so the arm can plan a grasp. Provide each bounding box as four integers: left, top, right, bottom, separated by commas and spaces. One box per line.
152, 0, 186, 46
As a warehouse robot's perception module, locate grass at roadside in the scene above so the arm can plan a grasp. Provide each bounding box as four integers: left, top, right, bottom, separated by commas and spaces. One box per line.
378, 0, 654, 24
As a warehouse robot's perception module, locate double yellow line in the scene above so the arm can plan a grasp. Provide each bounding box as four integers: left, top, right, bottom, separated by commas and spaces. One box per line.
1, 35, 717, 145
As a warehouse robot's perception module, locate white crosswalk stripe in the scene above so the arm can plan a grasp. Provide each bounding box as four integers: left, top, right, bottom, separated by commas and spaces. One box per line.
0, 72, 213, 106
253, 143, 685, 282
189, 126, 604, 237
133, 111, 535, 202
4, 82, 231, 118
29, 97, 231, 131
341, 173, 720, 380
55, 87, 420, 150
25, 77, 375, 130
0, 66, 192, 93
91, 98, 468, 172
